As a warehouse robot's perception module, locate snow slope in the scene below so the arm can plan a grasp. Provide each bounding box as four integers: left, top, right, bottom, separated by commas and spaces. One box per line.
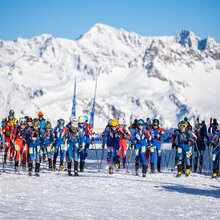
0, 144, 219, 219
0, 24, 220, 127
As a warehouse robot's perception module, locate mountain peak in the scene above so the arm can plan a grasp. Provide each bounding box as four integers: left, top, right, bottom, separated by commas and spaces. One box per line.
176, 29, 201, 49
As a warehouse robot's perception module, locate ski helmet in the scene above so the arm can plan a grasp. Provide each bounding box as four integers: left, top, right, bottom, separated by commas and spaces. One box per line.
45, 121, 52, 128
78, 116, 85, 124
38, 112, 43, 117
58, 119, 65, 126
213, 118, 217, 123
178, 121, 187, 128
71, 121, 78, 129
84, 115, 89, 122
9, 109, 14, 115
118, 118, 125, 125
134, 119, 137, 124
110, 120, 118, 127
184, 117, 188, 122
27, 117, 32, 122
146, 118, 151, 125
33, 118, 39, 127
195, 124, 201, 130
153, 119, 159, 126
202, 120, 205, 124
69, 116, 77, 123
137, 119, 145, 126
8, 115, 14, 121
19, 117, 26, 125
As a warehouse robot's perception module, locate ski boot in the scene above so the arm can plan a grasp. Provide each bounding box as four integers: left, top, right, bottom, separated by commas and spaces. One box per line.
28, 162, 33, 176
9, 157, 13, 162
212, 168, 217, 179
123, 158, 126, 169
176, 164, 182, 178
48, 158, 52, 171
53, 159, 57, 171
115, 162, 119, 172
60, 160, 65, 171
157, 162, 161, 173
80, 161, 84, 172
109, 165, 113, 174
185, 169, 190, 177
176, 171, 181, 178
35, 162, 40, 177
135, 162, 139, 176
4, 154, 7, 164
74, 161, 79, 176
22, 162, 26, 171
142, 165, 147, 177
199, 160, 203, 174
150, 163, 155, 174
68, 162, 72, 176
14, 161, 19, 173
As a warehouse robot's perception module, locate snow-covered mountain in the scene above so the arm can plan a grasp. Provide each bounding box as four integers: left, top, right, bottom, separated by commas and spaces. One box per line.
0, 23, 220, 128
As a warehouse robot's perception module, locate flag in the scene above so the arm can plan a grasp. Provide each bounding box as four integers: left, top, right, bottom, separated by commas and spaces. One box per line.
71, 77, 76, 117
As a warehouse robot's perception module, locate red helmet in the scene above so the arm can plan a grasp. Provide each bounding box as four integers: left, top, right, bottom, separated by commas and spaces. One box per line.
38, 112, 43, 117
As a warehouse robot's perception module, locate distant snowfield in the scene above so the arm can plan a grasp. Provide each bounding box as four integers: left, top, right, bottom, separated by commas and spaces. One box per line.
0, 144, 219, 219
0, 24, 220, 128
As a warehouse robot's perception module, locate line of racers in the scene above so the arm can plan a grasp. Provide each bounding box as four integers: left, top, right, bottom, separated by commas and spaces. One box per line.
0, 110, 219, 179
0, 110, 93, 177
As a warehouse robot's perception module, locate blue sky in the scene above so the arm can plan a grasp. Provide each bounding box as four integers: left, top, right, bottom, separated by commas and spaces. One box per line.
0, 0, 220, 41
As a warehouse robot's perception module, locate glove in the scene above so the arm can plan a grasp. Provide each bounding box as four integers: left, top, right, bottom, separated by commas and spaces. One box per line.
0, 142, 3, 150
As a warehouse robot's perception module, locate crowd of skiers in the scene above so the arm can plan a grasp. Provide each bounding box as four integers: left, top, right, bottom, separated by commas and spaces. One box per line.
0, 109, 219, 179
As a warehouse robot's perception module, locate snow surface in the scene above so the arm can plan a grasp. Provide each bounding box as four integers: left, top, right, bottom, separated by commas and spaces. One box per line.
0, 143, 219, 220
0, 24, 220, 128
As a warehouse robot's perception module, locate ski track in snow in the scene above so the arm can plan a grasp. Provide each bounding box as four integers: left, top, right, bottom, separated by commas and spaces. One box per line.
0, 144, 219, 220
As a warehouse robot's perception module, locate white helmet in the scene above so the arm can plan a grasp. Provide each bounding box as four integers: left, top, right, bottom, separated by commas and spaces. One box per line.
78, 116, 85, 123
71, 121, 78, 129
69, 116, 77, 123
118, 118, 126, 125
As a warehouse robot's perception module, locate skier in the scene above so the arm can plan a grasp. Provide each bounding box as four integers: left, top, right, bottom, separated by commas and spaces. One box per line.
174, 121, 194, 177
193, 124, 209, 173
118, 118, 132, 168
24, 118, 44, 176
184, 117, 192, 130
171, 125, 180, 171
149, 119, 164, 173
103, 119, 126, 174
63, 121, 83, 176
77, 116, 88, 172
53, 119, 67, 171
2, 115, 16, 162
208, 118, 218, 134
83, 115, 93, 163
14, 117, 28, 171
42, 120, 54, 170
66, 116, 78, 128
131, 119, 138, 129
38, 112, 45, 129
131, 119, 151, 177
6, 109, 18, 125
210, 124, 220, 178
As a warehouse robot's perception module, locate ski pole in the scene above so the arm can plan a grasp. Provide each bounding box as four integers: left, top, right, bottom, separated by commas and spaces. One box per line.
93, 144, 100, 168
161, 141, 168, 169
203, 144, 219, 161
98, 145, 105, 172
126, 144, 134, 174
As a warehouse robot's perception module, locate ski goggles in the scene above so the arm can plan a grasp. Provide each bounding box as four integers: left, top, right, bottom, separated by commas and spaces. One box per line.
20, 123, 26, 126
179, 124, 186, 128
